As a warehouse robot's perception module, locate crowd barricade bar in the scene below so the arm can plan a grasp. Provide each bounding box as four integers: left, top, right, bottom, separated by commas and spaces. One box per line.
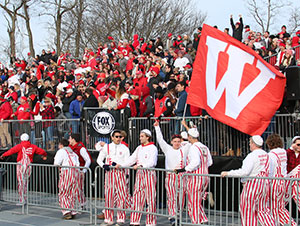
94, 165, 177, 225
24, 163, 93, 224
178, 173, 298, 226
0, 162, 26, 214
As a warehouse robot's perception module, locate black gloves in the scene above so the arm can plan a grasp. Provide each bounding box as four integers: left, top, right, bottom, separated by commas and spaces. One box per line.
103, 164, 110, 171
174, 168, 186, 174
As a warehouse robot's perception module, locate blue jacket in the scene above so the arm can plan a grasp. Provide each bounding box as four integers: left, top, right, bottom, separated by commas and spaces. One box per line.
174, 90, 191, 117
69, 99, 85, 118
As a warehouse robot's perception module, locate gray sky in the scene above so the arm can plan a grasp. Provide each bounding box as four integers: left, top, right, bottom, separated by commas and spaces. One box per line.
0, 0, 299, 63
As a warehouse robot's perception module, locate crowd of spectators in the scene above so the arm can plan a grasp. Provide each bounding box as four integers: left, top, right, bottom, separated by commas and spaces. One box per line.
0, 16, 299, 150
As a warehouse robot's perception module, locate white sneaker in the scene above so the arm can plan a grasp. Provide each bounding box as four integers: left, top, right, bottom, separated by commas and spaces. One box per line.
99, 222, 114, 226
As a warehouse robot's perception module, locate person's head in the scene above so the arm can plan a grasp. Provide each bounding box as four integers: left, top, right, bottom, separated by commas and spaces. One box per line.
171, 134, 182, 149
235, 22, 240, 29
20, 96, 27, 105
292, 136, 300, 153
175, 81, 186, 93
20, 133, 30, 142
59, 138, 69, 149
68, 133, 80, 146
266, 134, 283, 150
140, 129, 152, 145
249, 135, 263, 151
181, 131, 188, 141
154, 86, 164, 99
224, 28, 229, 34
76, 93, 83, 102
110, 130, 123, 145
264, 31, 270, 38
120, 130, 127, 141
44, 97, 51, 106
187, 128, 199, 144
281, 25, 286, 32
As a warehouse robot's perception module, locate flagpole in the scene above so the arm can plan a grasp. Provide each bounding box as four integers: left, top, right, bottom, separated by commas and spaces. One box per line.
180, 102, 188, 131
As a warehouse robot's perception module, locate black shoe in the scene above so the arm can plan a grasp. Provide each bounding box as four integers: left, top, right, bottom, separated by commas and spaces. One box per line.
170, 218, 175, 226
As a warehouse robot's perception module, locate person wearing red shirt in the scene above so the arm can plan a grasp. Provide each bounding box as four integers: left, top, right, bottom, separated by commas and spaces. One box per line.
14, 96, 30, 135
0, 133, 47, 205
286, 136, 300, 173
0, 99, 13, 149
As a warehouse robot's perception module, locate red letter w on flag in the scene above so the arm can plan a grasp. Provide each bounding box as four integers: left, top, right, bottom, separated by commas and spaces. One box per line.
187, 24, 286, 135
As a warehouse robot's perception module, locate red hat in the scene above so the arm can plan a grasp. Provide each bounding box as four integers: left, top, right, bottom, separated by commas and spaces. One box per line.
68, 80, 74, 85
150, 67, 159, 75
66, 84, 72, 89
52, 51, 56, 54
168, 33, 172, 37
136, 70, 143, 75
236, 22, 240, 25
114, 62, 120, 66
261, 46, 266, 51
75, 73, 81, 77
21, 96, 27, 101
184, 64, 192, 69
27, 52, 31, 56
177, 35, 182, 39
279, 42, 286, 47
45, 93, 53, 98
29, 94, 36, 100
296, 30, 300, 35
113, 70, 119, 75
89, 51, 95, 56
79, 80, 85, 85
58, 67, 64, 71
108, 36, 114, 40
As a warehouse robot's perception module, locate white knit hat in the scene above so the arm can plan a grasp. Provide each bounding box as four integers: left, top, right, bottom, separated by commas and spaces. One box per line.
20, 133, 29, 141
141, 129, 152, 137
292, 136, 300, 143
180, 131, 188, 140
252, 135, 263, 146
188, 128, 199, 138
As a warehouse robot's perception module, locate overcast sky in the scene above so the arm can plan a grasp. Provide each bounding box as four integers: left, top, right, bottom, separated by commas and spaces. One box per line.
0, 0, 299, 62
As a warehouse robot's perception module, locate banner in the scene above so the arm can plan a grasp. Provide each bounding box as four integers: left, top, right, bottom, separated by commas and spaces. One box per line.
85, 108, 122, 137
187, 24, 286, 135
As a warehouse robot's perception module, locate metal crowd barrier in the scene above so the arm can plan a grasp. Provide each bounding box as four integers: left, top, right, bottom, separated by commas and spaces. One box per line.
94, 166, 175, 225
264, 54, 277, 66
128, 114, 299, 157
1, 114, 300, 156
0, 162, 93, 224
2, 119, 81, 151
178, 174, 299, 226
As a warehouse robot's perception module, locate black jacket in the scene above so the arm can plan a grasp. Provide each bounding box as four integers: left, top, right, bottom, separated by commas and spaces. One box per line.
230, 17, 243, 42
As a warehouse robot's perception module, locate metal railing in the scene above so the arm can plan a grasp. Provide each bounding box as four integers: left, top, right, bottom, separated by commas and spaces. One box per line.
1, 161, 300, 225
263, 44, 300, 66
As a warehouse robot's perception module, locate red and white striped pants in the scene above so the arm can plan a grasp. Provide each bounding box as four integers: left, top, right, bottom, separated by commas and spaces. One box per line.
58, 168, 78, 215
165, 172, 186, 217
270, 180, 297, 226
187, 174, 209, 224
130, 169, 157, 226
240, 178, 275, 226
16, 164, 31, 203
104, 169, 128, 224
77, 171, 86, 206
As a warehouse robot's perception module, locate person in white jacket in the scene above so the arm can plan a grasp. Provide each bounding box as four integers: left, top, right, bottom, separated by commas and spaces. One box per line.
54, 138, 80, 220
154, 121, 188, 226
221, 135, 275, 226
178, 127, 213, 225
97, 130, 130, 226
116, 129, 158, 226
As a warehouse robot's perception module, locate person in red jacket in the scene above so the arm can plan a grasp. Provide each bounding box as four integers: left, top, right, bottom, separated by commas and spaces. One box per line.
0, 133, 47, 205
0, 100, 13, 149
68, 133, 91, 209
13, 96, 31, 135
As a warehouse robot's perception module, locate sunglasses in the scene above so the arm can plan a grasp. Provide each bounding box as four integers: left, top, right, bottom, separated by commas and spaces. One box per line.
114, 136, 123, 138
297, 144, 300, 146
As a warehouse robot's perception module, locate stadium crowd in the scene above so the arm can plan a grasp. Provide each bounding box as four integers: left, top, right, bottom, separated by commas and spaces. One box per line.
0, 15, 299, 151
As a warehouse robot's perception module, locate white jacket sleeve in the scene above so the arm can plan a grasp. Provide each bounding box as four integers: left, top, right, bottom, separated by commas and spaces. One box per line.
185, 147, 200, 172
154, 125, 171, 154
268, 153, 276, 178
207, 150, 213, 167
80, 147, 91, 172
54, 149, 64, 166
122, 148, 138, 167
228, 153, 254, 177
96, 144, 108, 167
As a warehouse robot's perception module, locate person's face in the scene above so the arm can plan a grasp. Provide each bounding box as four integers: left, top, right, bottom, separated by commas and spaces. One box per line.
249, 138, 256, 151
235, 24, 239, 29
139, 133, 149, 145
111, 132, 123, 145
176, 84, 184, 92
58, 143, 63, 149
264, 32, 269, 38
294, 140, 300, 152
20, 99, 26, 105
68, 136, 75, 145
171, 138, 181, 149
77, 95, 83, 102
44, 99, 51, 106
